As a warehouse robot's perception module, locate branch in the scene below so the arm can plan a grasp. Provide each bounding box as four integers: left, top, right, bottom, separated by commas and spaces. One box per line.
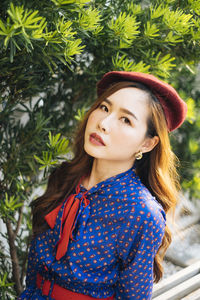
14, 206, 23, 238
6, 218, 23, 295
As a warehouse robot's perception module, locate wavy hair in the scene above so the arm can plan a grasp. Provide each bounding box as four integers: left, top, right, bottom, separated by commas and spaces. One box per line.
32, 81, 180, 282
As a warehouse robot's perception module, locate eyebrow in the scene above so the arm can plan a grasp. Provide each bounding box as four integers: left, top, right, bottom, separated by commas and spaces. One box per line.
103, 98, 138, 121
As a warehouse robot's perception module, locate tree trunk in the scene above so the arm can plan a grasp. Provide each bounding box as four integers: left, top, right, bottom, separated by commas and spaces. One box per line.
6, 219, 22, 295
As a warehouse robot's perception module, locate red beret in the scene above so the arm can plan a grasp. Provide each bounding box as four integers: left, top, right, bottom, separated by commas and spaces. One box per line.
97, 71, 187, 132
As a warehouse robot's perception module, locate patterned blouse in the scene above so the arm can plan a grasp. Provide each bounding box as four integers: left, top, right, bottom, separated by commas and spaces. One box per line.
18, 166, 166, 300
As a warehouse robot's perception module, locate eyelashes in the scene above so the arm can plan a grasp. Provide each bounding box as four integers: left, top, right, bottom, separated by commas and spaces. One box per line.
99, 104, 108, 112
121, 117, 131, 125
98, 103, 132, 126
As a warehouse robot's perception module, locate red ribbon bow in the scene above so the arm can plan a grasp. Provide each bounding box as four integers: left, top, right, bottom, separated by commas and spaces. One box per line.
45, 183, 88, 260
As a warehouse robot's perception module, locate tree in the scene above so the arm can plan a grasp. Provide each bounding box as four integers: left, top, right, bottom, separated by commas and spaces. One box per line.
0, 0, 200, 298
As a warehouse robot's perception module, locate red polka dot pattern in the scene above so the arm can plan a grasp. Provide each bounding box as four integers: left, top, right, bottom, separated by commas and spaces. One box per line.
18, 167, 166, 300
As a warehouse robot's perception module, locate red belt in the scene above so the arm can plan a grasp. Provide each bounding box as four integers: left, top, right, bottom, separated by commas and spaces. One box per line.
36, 273, 114, 300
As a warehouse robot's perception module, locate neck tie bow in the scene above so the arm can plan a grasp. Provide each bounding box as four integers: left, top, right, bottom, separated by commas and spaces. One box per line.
45, 183, 89, 260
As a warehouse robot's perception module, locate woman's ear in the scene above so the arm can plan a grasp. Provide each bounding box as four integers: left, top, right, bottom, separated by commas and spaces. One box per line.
141, 136, 159, 153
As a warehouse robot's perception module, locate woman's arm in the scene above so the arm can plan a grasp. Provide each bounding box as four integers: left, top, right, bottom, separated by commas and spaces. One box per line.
115, 203, 165, 300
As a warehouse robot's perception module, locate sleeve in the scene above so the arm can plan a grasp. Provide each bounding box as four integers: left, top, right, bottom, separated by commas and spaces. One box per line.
115, 203, 166, 300
17, 238, 37, 299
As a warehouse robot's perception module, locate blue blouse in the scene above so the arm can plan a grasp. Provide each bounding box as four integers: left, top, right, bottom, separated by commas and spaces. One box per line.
18, 166, 166, 300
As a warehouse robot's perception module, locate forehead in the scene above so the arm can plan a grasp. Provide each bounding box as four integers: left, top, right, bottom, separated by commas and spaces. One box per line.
107, 87, 149, 108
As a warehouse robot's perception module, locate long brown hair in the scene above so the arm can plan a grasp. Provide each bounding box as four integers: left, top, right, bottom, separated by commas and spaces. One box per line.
32, 81, 180, 282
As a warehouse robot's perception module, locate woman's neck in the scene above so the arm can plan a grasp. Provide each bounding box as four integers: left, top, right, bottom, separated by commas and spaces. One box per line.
82, 158, 134, 190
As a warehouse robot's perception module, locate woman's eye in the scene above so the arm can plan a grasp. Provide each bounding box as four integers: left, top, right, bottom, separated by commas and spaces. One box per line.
121, 117, 131, 125
99, 104, 108, 112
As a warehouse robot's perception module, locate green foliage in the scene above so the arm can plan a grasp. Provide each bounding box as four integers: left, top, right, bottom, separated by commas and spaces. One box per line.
34, 131, 70, 172
0, 272, 15, 300
163, 8, 193, 34
1, 0, 200, 297
112, 53, 150, 73
189, 139, 199, 154
51, 0, 91, 5
188, 0, 200, 14
150, 4, 167, 19
0, 193, 23, 222
0, 2, 85, 69
79, 7, 102, 31
127, 3, 142, 16
170, 67, 200, 201
153, 52, 176, 77
109, 12, 140, 48
74, 106, 87, 121
186, 97, 196, 124
144, 21, 160, 38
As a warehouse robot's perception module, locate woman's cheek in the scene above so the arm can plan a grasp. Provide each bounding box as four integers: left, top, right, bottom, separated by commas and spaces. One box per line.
86, 113, 96, 129
88, 111, 99, 124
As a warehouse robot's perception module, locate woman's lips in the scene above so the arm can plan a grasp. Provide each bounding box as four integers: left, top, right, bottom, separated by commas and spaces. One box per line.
89, 133, 105, 146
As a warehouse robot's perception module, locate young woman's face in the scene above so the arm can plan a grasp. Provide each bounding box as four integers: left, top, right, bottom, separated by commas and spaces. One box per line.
84, 87, 157, 168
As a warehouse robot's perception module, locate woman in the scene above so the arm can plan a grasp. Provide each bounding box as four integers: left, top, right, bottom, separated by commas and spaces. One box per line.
18, 71, 187, 300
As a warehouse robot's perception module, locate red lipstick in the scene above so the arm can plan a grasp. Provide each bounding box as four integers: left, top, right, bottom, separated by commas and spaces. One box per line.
89, 133, 105, 146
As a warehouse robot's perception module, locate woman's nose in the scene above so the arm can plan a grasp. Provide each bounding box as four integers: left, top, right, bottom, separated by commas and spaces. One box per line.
98, 116, 111, 133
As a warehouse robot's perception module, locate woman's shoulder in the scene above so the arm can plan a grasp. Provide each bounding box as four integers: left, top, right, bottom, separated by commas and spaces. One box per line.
115, 170, 166, 224
116, 168, 159, 201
